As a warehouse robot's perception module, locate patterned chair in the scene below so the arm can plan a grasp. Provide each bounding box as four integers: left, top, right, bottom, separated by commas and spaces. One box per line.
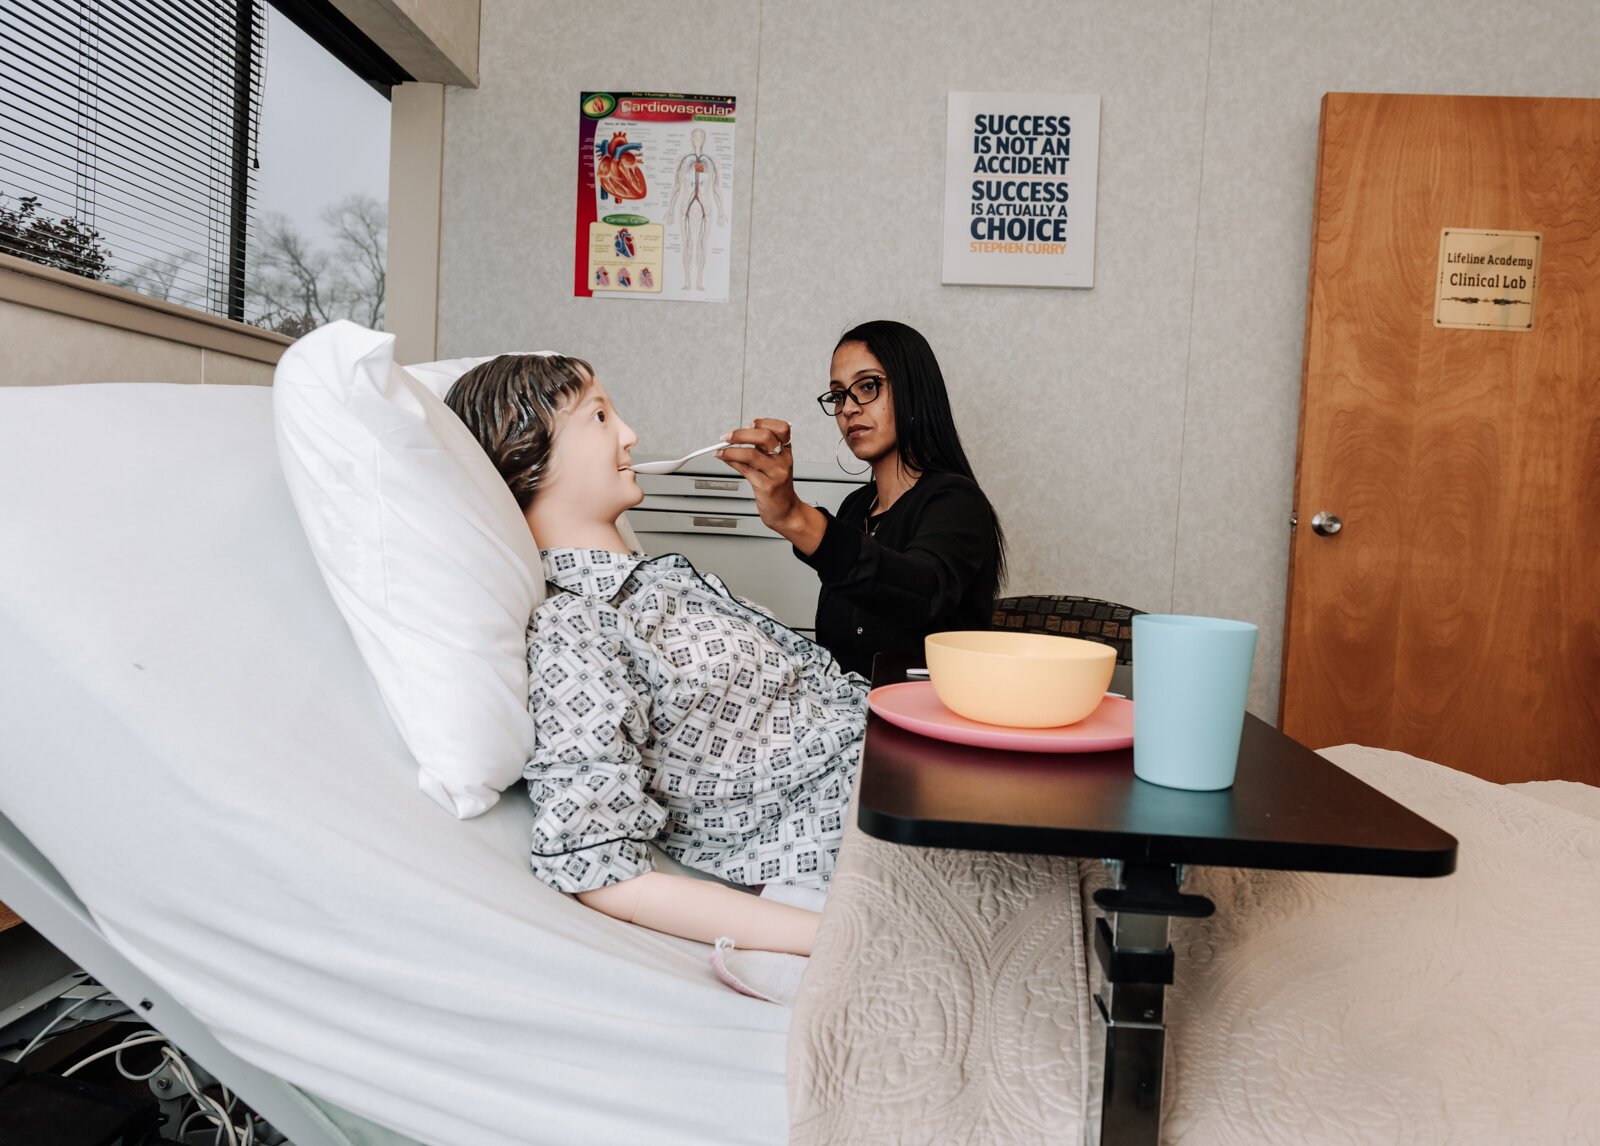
990, 594, 1145, 666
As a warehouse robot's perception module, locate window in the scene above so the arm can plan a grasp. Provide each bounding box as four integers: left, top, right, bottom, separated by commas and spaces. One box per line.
0, 1, 402, 334
247, 4, 393, 335
1, 1, 267, 320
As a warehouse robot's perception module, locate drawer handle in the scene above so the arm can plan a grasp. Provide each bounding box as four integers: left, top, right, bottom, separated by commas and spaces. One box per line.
693, 479, 740, 491
692, 516, 739, 529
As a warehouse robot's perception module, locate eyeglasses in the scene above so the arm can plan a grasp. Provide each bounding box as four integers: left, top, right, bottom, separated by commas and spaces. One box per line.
816, 375, 886, 415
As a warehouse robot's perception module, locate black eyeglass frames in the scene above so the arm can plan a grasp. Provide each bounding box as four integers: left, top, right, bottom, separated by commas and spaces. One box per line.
816, 375, 886, 415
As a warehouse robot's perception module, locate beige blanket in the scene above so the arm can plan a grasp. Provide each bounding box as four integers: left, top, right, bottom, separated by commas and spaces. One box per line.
789, 745, 1600, 1144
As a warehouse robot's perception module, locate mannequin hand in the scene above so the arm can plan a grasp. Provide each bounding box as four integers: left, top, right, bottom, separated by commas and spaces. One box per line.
578, 871, 819, 955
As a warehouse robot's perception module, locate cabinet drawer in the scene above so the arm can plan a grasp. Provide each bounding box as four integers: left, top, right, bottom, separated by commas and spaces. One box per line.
627, 509, 777, 539
637, 473, 749, 501
635, 471, 860, 514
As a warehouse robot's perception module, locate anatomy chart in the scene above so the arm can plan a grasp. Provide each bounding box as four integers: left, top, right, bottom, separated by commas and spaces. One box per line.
575, 91, 736, 303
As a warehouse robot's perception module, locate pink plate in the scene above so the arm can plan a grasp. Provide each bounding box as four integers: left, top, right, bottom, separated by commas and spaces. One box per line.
867, 682, 1133, 754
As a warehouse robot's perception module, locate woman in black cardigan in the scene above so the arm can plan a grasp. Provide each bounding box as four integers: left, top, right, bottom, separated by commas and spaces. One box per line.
719, 319, 1006, 678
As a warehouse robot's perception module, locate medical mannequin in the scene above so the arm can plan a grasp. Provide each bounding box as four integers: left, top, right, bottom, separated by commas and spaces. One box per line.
447, 355, 861, 958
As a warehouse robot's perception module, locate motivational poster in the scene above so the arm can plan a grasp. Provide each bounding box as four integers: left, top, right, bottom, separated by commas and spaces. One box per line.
942, 91, 1100, 288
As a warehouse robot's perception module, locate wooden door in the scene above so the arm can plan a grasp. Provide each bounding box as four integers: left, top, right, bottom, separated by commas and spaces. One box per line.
1281, 93, 1600, 785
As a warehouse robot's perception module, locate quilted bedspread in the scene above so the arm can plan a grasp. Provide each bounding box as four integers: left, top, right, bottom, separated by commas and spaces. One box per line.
788, 745, 1600, 1144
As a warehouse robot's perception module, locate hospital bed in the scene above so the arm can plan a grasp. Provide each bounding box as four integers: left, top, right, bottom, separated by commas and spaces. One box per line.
0, 380, 789, 1146
4, 374, 1598, 1146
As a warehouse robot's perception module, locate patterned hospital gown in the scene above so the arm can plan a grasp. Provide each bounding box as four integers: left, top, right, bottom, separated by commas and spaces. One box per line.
524, 548, 869, 895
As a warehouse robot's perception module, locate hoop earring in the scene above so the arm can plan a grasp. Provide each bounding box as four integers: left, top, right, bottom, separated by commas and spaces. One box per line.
835, 436, 869, 476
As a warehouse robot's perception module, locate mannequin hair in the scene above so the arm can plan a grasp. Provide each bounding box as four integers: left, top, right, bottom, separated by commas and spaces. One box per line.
445, 353, 594, 510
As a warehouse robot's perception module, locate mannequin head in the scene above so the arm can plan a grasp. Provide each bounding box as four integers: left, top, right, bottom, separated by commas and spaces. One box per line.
446, 354, 642, 551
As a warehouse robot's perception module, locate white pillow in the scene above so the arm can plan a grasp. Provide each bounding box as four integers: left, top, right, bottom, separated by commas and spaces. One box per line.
273, 321, 542, 818
403, 352, 506, 400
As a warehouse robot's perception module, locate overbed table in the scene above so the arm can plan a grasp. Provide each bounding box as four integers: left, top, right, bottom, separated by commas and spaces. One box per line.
856, 655, 1458, 1146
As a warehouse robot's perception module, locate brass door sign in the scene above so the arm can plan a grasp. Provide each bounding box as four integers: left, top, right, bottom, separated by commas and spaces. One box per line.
1434, 228, 1540, 331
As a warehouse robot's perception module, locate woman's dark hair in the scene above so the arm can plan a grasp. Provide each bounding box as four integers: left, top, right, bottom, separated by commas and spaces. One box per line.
835, 319, 1007, 592
444, 353, 593, 510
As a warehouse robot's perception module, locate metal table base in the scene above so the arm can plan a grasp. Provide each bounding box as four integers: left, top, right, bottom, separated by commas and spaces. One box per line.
1092, 861, 1214, 1146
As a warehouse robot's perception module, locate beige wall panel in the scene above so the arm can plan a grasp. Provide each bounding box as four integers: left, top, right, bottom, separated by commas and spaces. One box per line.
438, 0, 760, 456
742, 1, 1211, 621
0, 302, 201, 386
1174, 0, 1600, 717
201, 350, 276, 387
439, 0, 1600, 719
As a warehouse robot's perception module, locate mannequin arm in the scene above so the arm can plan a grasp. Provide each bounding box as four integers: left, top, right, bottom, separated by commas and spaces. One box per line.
577, 871, 819, 955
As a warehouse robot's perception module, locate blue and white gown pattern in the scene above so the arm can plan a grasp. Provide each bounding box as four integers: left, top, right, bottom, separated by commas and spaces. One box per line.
524, 548, 868, 895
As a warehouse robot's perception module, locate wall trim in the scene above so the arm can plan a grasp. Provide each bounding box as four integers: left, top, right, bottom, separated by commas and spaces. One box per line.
0, 253, 292, 365
329, 0, 479, 88
387, 82, 446, 364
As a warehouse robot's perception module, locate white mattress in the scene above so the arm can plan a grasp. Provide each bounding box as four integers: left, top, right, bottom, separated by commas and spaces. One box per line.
0, 383, 789, 1146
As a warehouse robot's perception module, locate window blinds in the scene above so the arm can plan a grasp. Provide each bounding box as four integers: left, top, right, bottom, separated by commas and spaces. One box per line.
0, 0, 266, 320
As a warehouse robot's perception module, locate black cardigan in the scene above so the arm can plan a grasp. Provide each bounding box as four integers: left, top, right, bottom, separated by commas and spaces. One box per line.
796, 471, 999, 678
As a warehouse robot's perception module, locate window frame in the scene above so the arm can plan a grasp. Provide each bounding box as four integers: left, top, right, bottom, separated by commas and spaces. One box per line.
0, 1, 408, 359
0, 249, 290, 364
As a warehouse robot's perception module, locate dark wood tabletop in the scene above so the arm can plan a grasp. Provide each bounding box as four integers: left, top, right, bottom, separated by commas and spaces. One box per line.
857, 655, 1458, 878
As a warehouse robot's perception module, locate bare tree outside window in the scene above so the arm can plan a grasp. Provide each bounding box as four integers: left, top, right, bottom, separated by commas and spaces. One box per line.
1, 186, 387, 336
2, 4, 389, 336
245, 5, 391, 338
109, 251, 203, 305
246, 192, 386, 335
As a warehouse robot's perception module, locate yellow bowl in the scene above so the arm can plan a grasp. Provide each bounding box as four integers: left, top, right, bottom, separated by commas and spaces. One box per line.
924, 631, 1116, 728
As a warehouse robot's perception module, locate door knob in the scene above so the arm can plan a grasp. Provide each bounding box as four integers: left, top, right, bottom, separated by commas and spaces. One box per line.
1311, 511, 1342, 536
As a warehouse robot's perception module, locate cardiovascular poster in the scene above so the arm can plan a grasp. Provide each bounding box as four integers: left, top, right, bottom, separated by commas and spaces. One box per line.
575, 91, 736, 303
941, 91, 1099, 288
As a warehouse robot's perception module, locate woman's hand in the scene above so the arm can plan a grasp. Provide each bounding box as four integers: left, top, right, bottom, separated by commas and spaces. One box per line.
721, 418, 797, 521
719, 419, 826, 555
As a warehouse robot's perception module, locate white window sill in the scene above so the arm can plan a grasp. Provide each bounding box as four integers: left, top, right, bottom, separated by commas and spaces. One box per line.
0, 252, 293, 365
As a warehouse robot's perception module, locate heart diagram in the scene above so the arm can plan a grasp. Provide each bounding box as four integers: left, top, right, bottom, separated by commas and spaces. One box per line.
597, 132, 647, 202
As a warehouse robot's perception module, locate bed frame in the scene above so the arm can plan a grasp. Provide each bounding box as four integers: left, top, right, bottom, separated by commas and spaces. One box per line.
0, 809, 415, 1146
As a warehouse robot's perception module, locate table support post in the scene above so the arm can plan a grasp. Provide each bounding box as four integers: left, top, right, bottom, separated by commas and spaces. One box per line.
1092, 862, 1213, 1146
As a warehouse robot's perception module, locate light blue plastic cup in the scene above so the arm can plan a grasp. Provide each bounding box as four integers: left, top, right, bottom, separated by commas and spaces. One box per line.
1131, 615, 1258, 791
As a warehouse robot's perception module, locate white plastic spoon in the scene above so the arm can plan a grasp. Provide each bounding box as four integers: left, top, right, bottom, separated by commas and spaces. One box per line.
630, 441, 755, 475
